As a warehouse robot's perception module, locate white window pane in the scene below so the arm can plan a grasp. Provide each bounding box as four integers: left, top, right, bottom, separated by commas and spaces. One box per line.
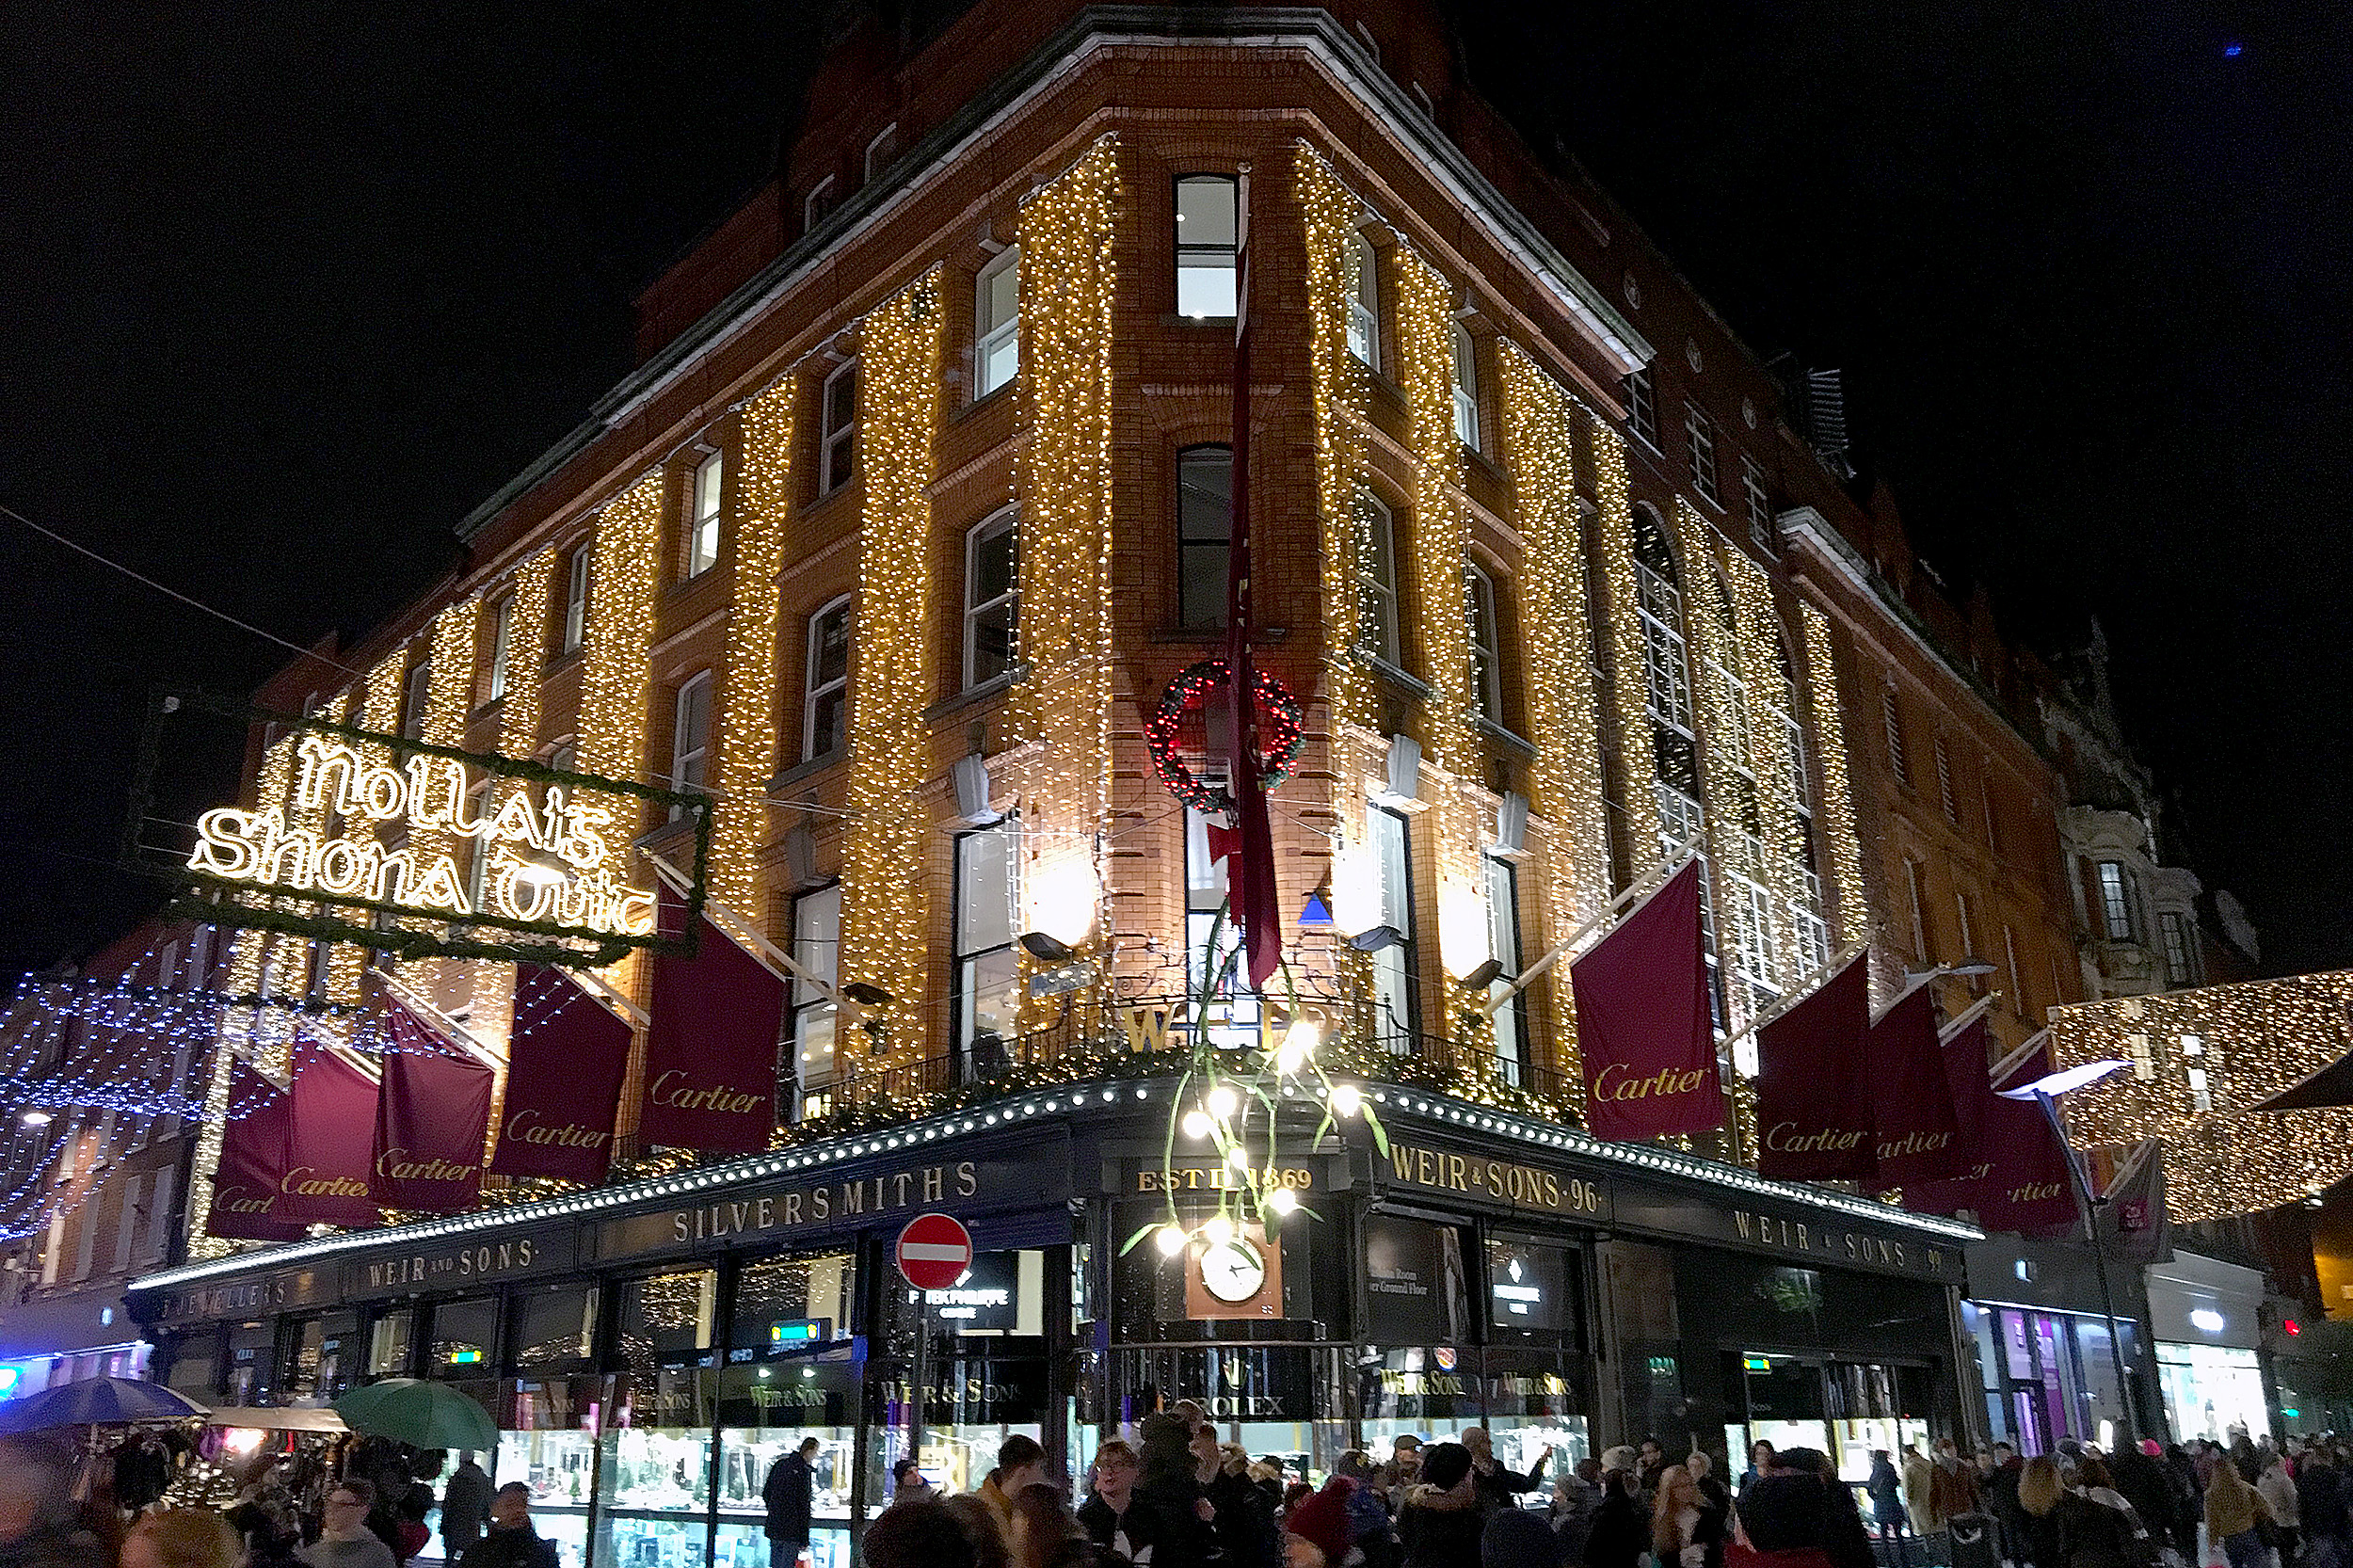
956, 824, 1018, 954
1176, 176, 1237, 246
1178, 263, 1236, 319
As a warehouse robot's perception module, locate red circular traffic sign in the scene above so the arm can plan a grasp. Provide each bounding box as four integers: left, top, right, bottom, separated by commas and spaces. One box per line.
894, 1213, 974, 1291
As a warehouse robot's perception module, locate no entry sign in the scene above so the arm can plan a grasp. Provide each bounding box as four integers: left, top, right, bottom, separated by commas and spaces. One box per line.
894, 1212, 974, 1291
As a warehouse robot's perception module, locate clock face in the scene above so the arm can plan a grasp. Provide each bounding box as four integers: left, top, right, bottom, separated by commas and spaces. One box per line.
1199, 1239, 1267, 1304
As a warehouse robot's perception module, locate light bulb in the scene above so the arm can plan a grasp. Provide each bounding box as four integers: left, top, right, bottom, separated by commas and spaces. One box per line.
1275, 1040, 1308, 1076
1205, 1085, 1239, 1121
1181, 1110, 1214, 1142
1203, 1214, 1236, 1245
1154, 1224, 1188, 1256
1226, 1145, 1251, 1170
1289, 1016, 1323, 1054
1330, 1083, 1363, 1118
1268, 1187, 1299, 1216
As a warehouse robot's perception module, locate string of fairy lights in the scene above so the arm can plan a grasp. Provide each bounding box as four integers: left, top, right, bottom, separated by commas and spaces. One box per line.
711, 379, 793, 913
1007, 136, 1121, 1031
838, 269, 944, 1064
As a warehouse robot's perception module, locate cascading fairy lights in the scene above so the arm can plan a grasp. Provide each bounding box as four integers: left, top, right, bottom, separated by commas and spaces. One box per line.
710, 382, 794, 914
839, 268, 944, 1061
1007, 136, 1120, 1031
470, 551, 556, 1035
1723, 556, 1814, 983
576, 476, 664, 843
1587, 417, 1671, 847
1294, 143, 1382, 1033
1389, 241, 1497, 1065
1798, 602, 1869, 946
328, 653, 411, 1007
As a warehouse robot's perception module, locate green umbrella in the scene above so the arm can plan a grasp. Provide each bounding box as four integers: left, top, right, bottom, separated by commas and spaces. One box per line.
332, 1379, 497, 1451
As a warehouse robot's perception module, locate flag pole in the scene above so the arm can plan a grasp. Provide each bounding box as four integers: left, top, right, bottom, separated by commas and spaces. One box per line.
377, 974, 505, 1066
1934, 991, 1999, 1043
641, 849, 850, 1012
1715, 942, 1871, 1064
1482, 830, 1705, 1017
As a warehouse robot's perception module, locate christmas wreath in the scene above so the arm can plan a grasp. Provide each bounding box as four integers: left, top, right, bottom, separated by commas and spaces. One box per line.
1144, 660, 1305, 815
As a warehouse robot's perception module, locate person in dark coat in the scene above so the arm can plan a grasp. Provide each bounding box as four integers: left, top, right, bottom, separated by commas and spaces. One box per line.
1193, 1425, 1278, 1568
1400, 1444, 1488, 1568
2299, 1447, 2348, 1562
1465, 1428, 1554, 1517
2163, 1446, 2205, 1565
1132, 1415, 1221, 1568
2107, 1446, 2177, 1557
440, 1453, 493, 1562
1581, 1464, 1648, 1568
455, 1484, 559, 1568
1867, 1451, 1909, 1543
1984, 1445, 2030, 1567
762, 1437, 819, 1567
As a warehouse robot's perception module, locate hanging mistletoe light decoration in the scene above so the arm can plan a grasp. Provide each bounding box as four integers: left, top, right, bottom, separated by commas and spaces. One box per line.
1144, 659, 1305, 815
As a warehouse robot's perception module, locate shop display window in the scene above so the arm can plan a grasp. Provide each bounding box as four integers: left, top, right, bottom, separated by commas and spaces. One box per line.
728, 1254, 855, 1361
2157, 1341, 2270, 1445
1360, 1344, 1482, 1453
500, 1377, 602, 1568
226, 1322, 275, 1405
515, 1288, 599, 1372
368, 1310, 414, 1377
599, 1271, 718, 1568
167, 1339, 219, 1399
713, 1357, 857, 1567
431, 1298, 500, 1373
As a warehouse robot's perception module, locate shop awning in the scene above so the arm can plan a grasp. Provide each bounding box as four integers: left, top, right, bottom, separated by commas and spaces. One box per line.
204, 1407, 346, 1432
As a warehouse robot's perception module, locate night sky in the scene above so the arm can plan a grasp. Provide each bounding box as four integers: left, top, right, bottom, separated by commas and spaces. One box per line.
4, 2, 2345, 980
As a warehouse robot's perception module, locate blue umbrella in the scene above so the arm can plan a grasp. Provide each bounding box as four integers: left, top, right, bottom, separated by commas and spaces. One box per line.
0, 1376, 208, 1432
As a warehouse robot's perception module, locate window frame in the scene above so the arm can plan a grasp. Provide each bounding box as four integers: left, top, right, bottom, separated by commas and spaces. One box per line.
963, 507, 1019, 690
2096, 861, 2136, 943
398, 659, 431, 741
486, 597, 512, 703
1881, 688, 1909, 786
1174, 173, 1240, 320
1452, 320, 1481, 450
1685, 401, 1721, 506
1368, 802, 1418, 1053
1742, 454, 1772, 551
1467, 562, 1506, 726
1346, 229, 1381, 367
801, 595, 853, 764
1483, 852, 1527, 1081
974, 247, 1021, 400
2158, 911, 2194, 986
803, 174, 837, 233
1359, 491, 1401, 666
669, 671, 713, 800
863, 124, 898, 184
1625, 366, 1658, 449
683, 449, 723, 580
951, 818, 1022, 1081
790, 882, 842, 1119
1934, 738, 1959, 824
563, 546, 590, 654
1176, 444, 1233, 632
820, 359, 859, 496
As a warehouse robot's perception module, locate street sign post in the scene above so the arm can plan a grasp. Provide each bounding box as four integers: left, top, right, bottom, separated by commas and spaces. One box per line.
893, 1212, 973, 1490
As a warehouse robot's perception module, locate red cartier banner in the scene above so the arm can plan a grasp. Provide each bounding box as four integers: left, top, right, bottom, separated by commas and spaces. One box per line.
1754, 952, 1877, 1181
490, 964, 633, 1184
1904, 1018, 2078, 1233
206, 1060, 305, 1242
1865, 984, 1969, 1185
280, 1038, 382, 1227
640, 881, 786, 1153
371, 1009, 493, 1213
1572, 861, 1725, 1141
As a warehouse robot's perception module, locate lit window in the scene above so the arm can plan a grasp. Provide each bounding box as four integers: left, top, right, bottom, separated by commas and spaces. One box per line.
486, 598, 512, 702
1633, 511, 1694, 743
975, 247, 1020, 398
802, 598, 852, 763
791, 884, 840, 1118
1359, 492, 1401, 665
1742, 455, 1772, 550
1882, 689, 1909, 786
1369, 804, 1417, 1052
1685, 402, 1721, 505
803, 175, 836, 233
684, 451, 723, 579
952, 819, 1020, 1081
1625, 366, 1657, 447
1346, 231, 1380, 365
2160, 911, 2194, 986
1175, 175, 1238, 318
1452, 321, 1481, 449
821, 360, 858, 495
1176, 446, 1231, 631
964, 508, 1017, 689
863, 124, 897, 184
563, 547, 590, 654
1467, 564, 1505, 725
669, 673, 712, 801
1484, 854, 1527, 1081
2096, 861, 2136, 943
1184, 771, 1260, 1048
399, 660, 431, 741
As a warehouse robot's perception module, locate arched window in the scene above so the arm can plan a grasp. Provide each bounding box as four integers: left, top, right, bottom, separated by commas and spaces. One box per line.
1176, 446, 1231, 631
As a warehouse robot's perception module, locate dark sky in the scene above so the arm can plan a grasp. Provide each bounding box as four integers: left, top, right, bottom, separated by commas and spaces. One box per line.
3, 1, 2346, 979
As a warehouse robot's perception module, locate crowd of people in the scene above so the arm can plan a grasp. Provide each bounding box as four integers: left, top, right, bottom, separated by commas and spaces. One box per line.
0, 1429, 555, 1568
850, 1412, 1892, 1568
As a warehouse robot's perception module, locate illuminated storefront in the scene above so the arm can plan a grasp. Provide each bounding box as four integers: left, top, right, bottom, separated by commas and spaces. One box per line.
133, 1089, 1977, 1563
2145, 1253, 2271, 1444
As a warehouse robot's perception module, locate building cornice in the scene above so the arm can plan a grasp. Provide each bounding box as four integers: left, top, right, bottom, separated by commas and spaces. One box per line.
1779, 505, 2055, 774
455, 6, 1649, 546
